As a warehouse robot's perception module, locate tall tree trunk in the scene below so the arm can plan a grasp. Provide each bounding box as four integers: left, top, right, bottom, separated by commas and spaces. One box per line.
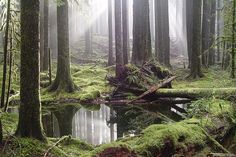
162, 0, 170, 67
108, 0, 114, 66
132, 0, 152, 66
4, 28, 13, 112
231, 0, 236, 78
208, 0, 216, 66
49, 0, 76, 92
216, 0, 221, 62
40, 0, 44, 71
202, 0, 211, 67
149, 0, 155, 42
115, 0, 123, 76
189, 0, 203, 78
122, 0, 129, 65
15, 0, 46, 141
85, 20, 92, 55
186, 0, 193, 69
155, 0, 163, 62
1, 0, 11, 108
42, 0, 49, 71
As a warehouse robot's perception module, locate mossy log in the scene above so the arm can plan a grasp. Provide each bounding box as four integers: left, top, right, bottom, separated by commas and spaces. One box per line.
156, 88, 236, 99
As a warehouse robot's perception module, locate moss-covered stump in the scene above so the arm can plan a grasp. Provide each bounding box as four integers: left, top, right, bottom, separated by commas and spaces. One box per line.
84, 99, 236, 157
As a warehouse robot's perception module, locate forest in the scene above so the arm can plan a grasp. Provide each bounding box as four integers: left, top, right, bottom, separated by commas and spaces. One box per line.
0, 0, 236, 156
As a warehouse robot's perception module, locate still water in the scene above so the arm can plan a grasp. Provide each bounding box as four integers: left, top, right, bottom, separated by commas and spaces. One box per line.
52, 104, 117, 145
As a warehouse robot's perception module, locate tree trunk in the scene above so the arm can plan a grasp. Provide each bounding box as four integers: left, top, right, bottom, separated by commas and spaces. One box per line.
122, 0, 129, 65
1, 0, 11, 108
132, 0, 152, 66
155, 0, 163, 63
85, 19, 92, 55
216, 0, 221, 62
4, 28, 13, 112
189, 0, 202, 78
42, 0, 49, 71
208, 0, 216, 66
108, 0, 114, 66
162, 0, 170, 67
115, 0, 123, 76
202, 0, 211, 67
231, 0, 236, 78
40, 0, 44, 71
186, 0, 193, 69
15, 0, 46, 141
49, 0, 76, 93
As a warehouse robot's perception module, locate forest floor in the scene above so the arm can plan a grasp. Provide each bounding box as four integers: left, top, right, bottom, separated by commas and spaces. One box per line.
1, 60, 236, 156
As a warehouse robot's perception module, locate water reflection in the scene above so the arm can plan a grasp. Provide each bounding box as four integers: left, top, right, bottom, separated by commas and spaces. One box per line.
50, 104, 117, 145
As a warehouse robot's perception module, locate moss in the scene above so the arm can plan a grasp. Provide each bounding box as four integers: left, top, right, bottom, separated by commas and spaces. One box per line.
47, 138, 94, 157
41, 64, 112, 103
85, 98, 236, 157
173, 67, 236, 89
1, 112, 18, 135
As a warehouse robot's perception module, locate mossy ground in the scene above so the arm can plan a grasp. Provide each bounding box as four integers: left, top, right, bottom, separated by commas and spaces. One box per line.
40, 64, 113, 103
83, 98, 236, 157
1, 63, 236, 156
173, 67, 236, 88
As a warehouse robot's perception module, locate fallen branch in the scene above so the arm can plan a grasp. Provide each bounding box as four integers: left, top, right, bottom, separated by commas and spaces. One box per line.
43, 136, 70, 157
128, 76, 177, 104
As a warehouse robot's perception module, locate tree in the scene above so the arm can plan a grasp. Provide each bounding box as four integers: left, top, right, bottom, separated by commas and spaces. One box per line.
122, 0, 129, 65
132, 0, 152, 66
202, 0, 211, 67
0, 0, 11, 108
189, 0, 203, 78
49, 0, 76, 92
40, 0, 44, 71
162, 0, 170, 67
107, 0, 114, 66
208, 0, 216, 66
15, 0, 46, 141
186, 0, 193, 68
155, 0, 163, 62
231, 0, 236, 78
154, 0, 170, 67
42, 0, 49, 71
115, 0, 123, 76
85, 20, 92, 55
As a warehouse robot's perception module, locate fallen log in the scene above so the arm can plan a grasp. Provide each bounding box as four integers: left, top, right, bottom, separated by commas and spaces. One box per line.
128, 76, 177, 104
155, 88, 236, 99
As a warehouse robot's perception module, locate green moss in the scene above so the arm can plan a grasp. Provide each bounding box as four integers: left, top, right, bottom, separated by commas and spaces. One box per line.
1, 112, 18, 135
50, 138, 94, 157
41, 64, 112, 103
173, 67, 236, 88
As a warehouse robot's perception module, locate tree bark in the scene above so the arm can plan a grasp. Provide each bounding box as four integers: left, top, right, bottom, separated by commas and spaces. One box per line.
15, 0, 46, 141
186, 0, 193, 69
49, 0, 76, 92
189, 0, 203, 78
115, 0, 123, 76
231, 0, 236, 78
155, 0, 163, 62
40, 0, 44, 71
132, 0, 152, 66
1, 0, 11, 108
162, 0, 170, 67
208, 0, 216, 66
202, 0, 211, 67
122, 0, 129, 65
42, 0, 49, 71
108, 0, 114, 66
